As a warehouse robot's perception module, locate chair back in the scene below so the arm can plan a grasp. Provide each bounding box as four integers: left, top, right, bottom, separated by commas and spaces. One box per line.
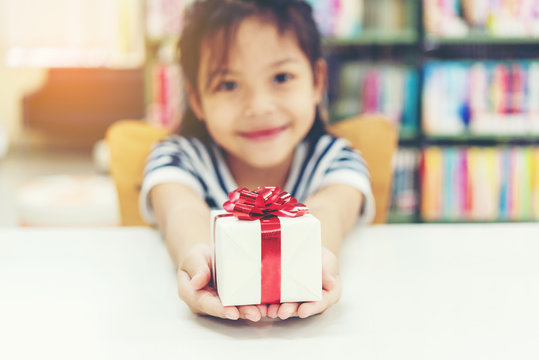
106, 120, 170, 226
327, 115, 398, 224
107, 115, 398, 225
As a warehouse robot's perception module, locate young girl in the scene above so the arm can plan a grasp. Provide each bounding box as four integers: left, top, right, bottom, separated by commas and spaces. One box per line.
140, 0, 375, 322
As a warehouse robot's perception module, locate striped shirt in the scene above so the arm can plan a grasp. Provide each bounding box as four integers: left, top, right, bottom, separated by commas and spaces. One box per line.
140, 134, 375, 224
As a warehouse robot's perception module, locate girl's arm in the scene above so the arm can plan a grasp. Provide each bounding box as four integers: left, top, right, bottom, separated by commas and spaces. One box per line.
304, 183, 364, 255
151, 183, 210, 266
267, 183, 364, 319
150, 183, 266, 321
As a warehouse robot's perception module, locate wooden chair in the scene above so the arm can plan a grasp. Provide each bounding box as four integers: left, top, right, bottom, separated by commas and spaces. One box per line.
106, 115, 398, 226
326, 115, 398, 224
105, 120, 169, 226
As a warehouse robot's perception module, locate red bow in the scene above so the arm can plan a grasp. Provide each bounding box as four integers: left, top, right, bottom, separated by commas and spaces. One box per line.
223, 187, 308, 220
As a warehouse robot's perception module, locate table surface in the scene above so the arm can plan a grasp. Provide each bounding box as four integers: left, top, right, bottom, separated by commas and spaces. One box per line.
1, 223, 539, 360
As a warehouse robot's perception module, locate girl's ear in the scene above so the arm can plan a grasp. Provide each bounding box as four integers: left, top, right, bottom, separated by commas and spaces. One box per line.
313, 58, 327, 105
186, 81, 205, 121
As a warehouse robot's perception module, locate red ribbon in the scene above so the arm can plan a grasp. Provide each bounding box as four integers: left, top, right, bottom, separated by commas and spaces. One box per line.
223, 187, 308, 220
260, 216, 281, 304
223, 187, 308, 304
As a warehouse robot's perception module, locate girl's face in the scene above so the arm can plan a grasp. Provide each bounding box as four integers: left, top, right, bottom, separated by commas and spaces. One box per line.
188, 16, 326, 171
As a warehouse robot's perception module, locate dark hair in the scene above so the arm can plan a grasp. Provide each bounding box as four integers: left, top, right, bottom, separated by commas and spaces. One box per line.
178, 0, 327, 143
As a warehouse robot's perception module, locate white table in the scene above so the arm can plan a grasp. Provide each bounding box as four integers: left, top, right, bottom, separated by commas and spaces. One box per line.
1, 223, 539, 360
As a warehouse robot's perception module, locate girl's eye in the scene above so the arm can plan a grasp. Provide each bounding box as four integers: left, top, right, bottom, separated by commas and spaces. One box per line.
273, 73, 293, 84
217, 81, 238, 92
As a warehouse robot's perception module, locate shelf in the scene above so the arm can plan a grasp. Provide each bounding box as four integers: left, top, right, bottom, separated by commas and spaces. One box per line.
425, 30, 539, 45
423, 133, 539, 143
398, 130, 419, 141
387, 212, 417, 224
420, 218, 539, 224
323, 29, 418, 46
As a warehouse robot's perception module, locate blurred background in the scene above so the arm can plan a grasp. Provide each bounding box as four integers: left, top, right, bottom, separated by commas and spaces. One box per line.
0, 0, 538, 227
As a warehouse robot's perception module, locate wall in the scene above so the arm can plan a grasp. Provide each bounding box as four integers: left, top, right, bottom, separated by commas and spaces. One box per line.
0, 65, 47, 147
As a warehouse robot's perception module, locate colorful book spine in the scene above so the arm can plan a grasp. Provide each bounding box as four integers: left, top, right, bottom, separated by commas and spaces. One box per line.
529, 63, 539, 134
499, 148, 510, 220
460, 149, 471, 218
148, 62, 185, 130
421, 147, 443, 220
511, 63, 524, 114
509, 148, 519, 220
521, 148, 533, 219
423, 60, 539, 136
307, 0, 364, 38
486, 147, 500, 220
402, 70, 419, 133
425, 0, 539, 37
533, 148, 539, 219
443, 147, 456, 219
390, 149, 420, 217
332, 63, 418, 134
421, 146, 539, 221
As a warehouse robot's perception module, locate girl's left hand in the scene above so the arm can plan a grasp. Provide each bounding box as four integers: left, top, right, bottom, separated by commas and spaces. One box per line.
266, 246, 341, 319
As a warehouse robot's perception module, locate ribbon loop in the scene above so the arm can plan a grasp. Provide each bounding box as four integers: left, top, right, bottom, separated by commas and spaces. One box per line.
223, 187, 308, 220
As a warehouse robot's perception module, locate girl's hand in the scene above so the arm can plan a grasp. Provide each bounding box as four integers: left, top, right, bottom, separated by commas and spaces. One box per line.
266, 247, 341, 320
177, 243, 267, 321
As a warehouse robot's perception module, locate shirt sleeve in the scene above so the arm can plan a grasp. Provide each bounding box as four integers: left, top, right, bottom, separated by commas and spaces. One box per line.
318, 139, 376, 224
139, 136, 205, 224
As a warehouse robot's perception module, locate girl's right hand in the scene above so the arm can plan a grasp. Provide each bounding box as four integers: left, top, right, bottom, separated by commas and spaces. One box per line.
177, 243, 267, 321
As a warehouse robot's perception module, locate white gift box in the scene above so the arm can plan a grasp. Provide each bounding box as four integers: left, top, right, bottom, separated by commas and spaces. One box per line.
211, 210, 322, 306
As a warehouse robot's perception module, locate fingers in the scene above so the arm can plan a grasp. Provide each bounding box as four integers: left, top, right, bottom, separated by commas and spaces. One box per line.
293, 246, 341, 318
277, 302, 299, 320
177, 246, 240, 320
195, 286, 239, 319
257, 304, 268, 318
267, 303, 280, 319
266, 302, 299, 320
190, 269, 211, 290
178, 269, 239, 320
181, 249, 212, 290
297, 276, 342, 319
238, 305, 263, 322
322, 265, 336, 291
176, 243, 342, 321
178, 257, 262, 322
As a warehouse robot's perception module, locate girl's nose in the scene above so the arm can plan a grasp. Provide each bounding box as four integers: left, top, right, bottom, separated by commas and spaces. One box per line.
243, 89, 275, 118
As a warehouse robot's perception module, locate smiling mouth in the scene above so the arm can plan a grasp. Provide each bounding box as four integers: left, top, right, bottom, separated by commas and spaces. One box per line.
238, 125, 288, 141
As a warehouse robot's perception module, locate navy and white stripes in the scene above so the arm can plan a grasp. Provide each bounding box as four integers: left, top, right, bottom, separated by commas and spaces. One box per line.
140, 134, 375, 224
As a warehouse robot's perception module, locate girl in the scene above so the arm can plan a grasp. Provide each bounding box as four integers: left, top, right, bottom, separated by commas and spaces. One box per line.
140, 0, 375, 322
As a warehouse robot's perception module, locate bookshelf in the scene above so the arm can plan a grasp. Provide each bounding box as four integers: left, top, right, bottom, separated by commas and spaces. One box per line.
143, 0, 539, 223
314, 0, 422, 223
426, 32, 539, 45
317, 0, 539, 223
418, 0, 539, 223
322, 30, 417, 46
143, 0, 187, 131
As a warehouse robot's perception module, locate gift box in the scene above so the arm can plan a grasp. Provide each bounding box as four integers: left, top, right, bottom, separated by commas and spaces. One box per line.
211, 187, 322, 306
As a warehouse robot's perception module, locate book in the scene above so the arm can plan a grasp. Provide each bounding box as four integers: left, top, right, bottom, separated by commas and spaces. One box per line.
423, 60, 539, 136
